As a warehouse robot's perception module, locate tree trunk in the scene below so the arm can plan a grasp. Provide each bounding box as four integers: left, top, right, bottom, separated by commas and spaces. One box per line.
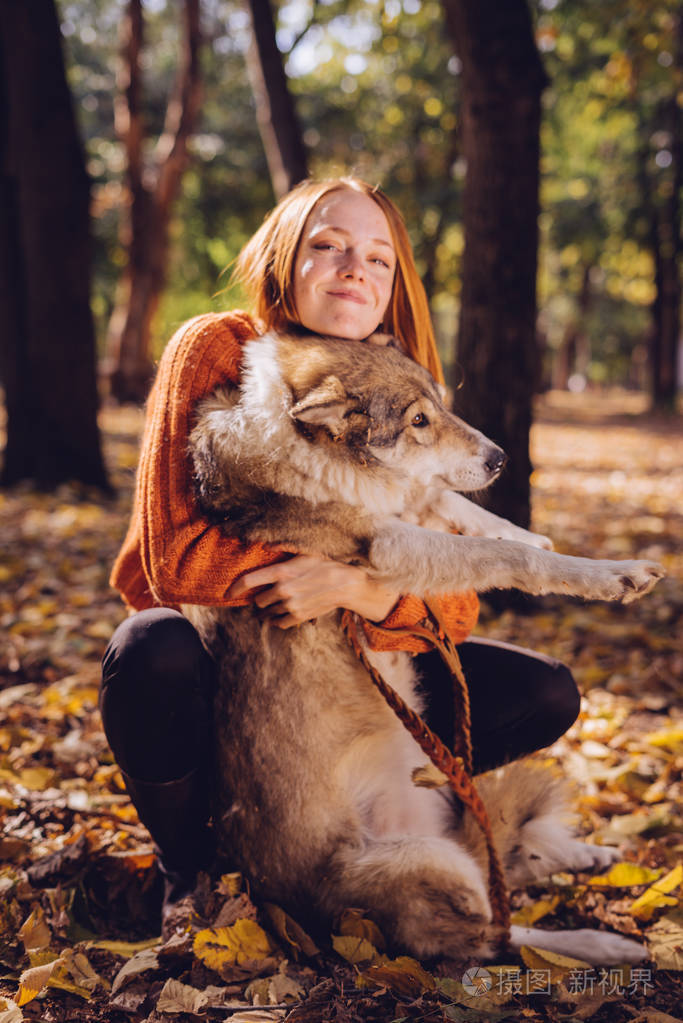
649, 12, 681, 413
441, 0, 547, 529
103, 0, 201, 404
0, 0, 109, 490
552, 264, 592, 390
244, 0, 308, 200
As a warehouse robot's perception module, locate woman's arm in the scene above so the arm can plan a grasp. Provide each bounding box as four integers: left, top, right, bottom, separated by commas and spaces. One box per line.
111, 311, 479, 649
227, 555, 400, 627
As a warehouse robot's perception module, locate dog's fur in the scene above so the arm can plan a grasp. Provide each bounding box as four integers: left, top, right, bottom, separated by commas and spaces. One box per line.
183, 331, 663, 965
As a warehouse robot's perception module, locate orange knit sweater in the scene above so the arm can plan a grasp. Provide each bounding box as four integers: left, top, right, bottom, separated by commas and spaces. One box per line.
110, 311, 480, 652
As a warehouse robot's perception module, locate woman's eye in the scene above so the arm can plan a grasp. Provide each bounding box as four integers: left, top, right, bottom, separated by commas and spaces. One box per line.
411, 412, 429, 428
372, 257, 390, 268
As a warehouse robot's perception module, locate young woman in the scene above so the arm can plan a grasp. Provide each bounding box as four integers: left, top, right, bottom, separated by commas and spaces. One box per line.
101, 177, 579, 932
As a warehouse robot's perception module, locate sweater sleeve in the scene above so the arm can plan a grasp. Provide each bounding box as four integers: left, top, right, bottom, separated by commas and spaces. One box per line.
110, 311, 479, 648
111, 312, 286, 609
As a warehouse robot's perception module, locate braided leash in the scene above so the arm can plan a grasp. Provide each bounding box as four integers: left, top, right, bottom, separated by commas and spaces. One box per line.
340, 608, 510, 943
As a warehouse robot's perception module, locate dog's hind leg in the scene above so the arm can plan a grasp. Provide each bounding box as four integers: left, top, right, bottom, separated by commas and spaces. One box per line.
458, 762, 620, 887
320, 834, 503, 962
509, 925, 647, 965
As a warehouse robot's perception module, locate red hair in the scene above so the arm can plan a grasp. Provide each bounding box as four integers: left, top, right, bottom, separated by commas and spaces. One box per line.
234, 177, 444, 383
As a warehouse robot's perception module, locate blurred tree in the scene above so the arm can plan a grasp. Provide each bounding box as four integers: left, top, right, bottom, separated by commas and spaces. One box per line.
0, 0, 109, 490
244, 0, 308, 198
102, 0, 201, 403
441, 0, 548, 528
631, 7, 682, 412
536, 0, 681, 401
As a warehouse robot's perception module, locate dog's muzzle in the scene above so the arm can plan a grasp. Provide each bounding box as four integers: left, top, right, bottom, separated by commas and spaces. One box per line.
484, 447, 508, 479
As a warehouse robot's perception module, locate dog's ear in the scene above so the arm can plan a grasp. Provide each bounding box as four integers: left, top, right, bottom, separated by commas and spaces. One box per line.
290, 375, 355, 436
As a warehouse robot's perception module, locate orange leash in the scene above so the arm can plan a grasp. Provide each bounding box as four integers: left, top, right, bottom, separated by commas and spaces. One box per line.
340, 608, 510, 943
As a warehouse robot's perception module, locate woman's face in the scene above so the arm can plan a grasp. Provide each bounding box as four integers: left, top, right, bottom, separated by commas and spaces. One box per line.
292, 189, 396, 341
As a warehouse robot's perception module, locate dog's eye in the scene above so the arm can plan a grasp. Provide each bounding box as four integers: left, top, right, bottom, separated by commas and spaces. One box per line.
411, 412, 429, 428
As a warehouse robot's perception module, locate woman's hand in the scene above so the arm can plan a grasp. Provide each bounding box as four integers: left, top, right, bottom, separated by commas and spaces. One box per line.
225, 554, 400, 628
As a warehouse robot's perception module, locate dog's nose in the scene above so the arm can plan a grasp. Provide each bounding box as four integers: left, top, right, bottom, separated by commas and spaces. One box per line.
484, 447, 507, 476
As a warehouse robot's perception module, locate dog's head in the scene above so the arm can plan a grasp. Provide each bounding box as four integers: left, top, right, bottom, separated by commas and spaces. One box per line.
279, 334, 506, 493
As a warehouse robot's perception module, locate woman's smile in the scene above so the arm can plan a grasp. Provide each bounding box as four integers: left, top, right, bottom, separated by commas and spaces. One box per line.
292, 189, 396, 340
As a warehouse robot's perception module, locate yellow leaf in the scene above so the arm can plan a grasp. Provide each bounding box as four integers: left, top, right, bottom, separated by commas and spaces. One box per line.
645, 728, 683, 753
193, 919, 274, 971
520, 946, 591, 984
16, 958, 60, 1007
89, 937, 160, 958
411, 762, 449, 788
331, 934, 379, 965
589, 862, 663, 887
17, 907, 51, 953
630, 864, 682, 921
17, 768, 56, 792
511, 896, 560, 925
218, 872, 243, 897
358, 955, 435, 998
338, 908, 386, 951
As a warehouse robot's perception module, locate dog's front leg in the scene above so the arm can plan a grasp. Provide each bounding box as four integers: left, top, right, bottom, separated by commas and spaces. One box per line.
431, 491, 553, 549
368, 523, 664, 603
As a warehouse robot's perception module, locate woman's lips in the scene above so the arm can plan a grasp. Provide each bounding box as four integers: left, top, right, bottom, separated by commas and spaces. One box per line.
326, 289, 366, 304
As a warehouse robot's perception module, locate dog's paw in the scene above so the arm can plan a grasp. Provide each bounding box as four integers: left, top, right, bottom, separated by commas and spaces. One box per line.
585, 560, 665, 604
498, 525, 553, 550
559, 839, 621, 874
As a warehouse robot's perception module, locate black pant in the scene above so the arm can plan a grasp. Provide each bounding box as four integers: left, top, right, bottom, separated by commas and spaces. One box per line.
100, 607, 580, 783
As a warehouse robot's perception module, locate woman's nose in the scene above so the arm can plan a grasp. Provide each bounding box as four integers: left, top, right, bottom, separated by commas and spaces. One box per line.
339, 250, 363, 279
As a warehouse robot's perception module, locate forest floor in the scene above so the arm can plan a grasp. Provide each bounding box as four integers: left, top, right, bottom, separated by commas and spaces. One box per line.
0, 390, 681, 1023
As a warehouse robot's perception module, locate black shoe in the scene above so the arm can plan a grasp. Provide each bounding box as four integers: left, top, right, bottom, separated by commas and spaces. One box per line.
120, 767, 214, 936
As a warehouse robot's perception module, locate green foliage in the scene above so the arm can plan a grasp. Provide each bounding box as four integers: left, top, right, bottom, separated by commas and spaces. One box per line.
58, 0, 679, 386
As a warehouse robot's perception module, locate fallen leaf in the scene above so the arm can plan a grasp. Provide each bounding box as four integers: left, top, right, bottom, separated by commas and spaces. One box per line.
644, 727, 683, 753
338, 908, 386, 951
331, 933, 379, 965
520, 946, 591, 984
89, 936, 160, 957
411, 762, 449, 787
263, 904, 320, 959
358, 955, 435, 998
246, 965, 305, 1005
223, 1012, 285, 1023
17, 906, 51, 952
16, 957, 60, 1007
157, 978, 207, 1014
645, 909, 683, 970
193, 919, 274, 971
511, 896, 560, 925
111, 947, 160, 994
49, 948, 103, 998
629, 1013, 683, 1023
0, 997, 23, 1023
588, 862, 663, 887
629, 863, 682, 920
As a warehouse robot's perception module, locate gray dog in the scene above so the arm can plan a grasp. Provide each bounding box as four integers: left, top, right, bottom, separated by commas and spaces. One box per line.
184, 331, 663, 965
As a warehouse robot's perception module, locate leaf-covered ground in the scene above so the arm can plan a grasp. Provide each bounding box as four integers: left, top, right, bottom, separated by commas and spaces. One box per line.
0, 391, 681, 1023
